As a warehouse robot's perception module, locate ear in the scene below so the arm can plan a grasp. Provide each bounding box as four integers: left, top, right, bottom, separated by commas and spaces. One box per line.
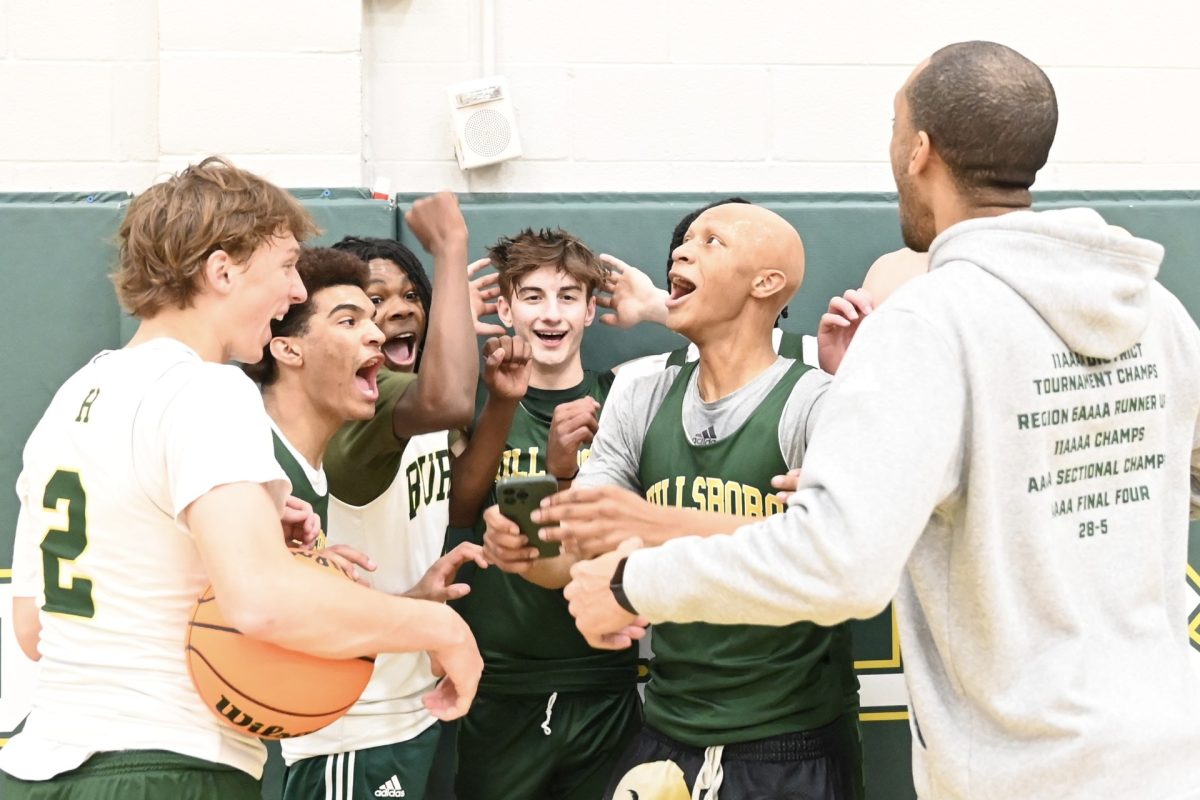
269, 336, 304, 369
749, 269, 788, 301
204, 249, 235, 297
908, 130, 932, 177
496, 295, 514, 328
583, 295, 597, 327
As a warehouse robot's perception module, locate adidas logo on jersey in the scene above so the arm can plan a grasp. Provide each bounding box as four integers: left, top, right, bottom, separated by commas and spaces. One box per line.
374, 775, 406, 797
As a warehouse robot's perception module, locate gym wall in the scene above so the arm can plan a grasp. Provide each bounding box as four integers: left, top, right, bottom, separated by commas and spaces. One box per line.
3, 1, 1200, 194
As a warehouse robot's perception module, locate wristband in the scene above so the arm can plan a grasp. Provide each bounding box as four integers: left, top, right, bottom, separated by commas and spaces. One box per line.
555, 467, 580, 482
610, 556, 638, 615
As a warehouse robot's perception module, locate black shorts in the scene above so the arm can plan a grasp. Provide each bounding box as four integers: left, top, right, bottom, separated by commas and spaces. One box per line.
603, 715, 864, 800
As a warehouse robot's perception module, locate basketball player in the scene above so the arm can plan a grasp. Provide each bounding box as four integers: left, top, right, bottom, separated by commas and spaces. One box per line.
447, 228, 641, 800
276, 236, 487, 800
565, 42, 1200, 799
1, 160, 481, 800
492, 203, 863, 799
598, 197, 810, 416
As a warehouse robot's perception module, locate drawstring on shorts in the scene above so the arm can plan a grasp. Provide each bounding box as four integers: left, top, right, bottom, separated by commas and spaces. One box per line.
540, 691, 558, 736
691, 744, 724, 800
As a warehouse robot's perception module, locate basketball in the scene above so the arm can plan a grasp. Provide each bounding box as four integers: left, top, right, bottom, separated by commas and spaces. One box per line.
186, 549, 375, 740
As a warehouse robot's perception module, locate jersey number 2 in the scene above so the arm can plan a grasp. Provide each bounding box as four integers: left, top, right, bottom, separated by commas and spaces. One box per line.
42, 469, 95, 618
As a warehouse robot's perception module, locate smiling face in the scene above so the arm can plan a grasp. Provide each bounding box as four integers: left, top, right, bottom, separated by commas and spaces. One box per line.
227, 232, 307, 364
367, 258, 428, 373
497, 264, 596, 371
276, 283, 384, 422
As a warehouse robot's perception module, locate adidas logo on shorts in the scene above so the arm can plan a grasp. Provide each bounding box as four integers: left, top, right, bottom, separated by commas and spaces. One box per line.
374, 775, 406, 797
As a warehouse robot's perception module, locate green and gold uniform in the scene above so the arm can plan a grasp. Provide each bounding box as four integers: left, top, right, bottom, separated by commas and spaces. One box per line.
452, 371, 641, 800
277, 372, 453, 800
591, 359, 862, 800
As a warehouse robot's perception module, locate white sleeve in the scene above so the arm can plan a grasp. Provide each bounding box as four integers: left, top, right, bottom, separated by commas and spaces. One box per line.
156, 366, 290, 523
11, 471, 42, 598
624, 308, 966, 627
779, 369, 833, 469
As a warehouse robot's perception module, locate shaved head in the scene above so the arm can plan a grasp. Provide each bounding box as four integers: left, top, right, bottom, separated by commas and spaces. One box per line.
693, 203, 805, 312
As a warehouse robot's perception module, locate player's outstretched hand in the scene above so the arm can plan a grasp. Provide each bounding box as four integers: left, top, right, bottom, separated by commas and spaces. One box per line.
282, 495, 321, 548
468, 258, 506, 336
321, 544, 378, 587
564, 538, 650, 650
407, 542, 489, 602
423, 611, 482, 721
481, 504, 539, 573
817, 288, 874, 375
771, 467, 802, 503
546, 397, 600, 480
596, 254, 669, 328
535, 485, 661, 559
405, 191, 468, 258
482, 335, 532, 401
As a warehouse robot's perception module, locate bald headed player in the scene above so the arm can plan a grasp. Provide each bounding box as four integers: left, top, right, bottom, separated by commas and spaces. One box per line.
506, 203, 862, 798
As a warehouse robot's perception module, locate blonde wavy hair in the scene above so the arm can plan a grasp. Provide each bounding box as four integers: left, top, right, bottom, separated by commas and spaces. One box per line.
114, 156, 319, 318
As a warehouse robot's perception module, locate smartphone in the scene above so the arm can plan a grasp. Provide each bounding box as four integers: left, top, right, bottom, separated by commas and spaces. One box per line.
497, 475, 561, 559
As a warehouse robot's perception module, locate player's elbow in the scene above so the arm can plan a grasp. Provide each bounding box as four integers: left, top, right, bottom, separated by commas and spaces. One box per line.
13, 596, 42, 661
395, 391, 474, 437
837, 581, 894, 622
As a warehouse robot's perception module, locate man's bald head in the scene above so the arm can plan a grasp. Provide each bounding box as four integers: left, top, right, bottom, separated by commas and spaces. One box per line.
691, 203, 805, 312
905, 41, 1057, 197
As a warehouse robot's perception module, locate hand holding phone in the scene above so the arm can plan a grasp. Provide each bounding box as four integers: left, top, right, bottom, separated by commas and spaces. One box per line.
496, 475, 561, 559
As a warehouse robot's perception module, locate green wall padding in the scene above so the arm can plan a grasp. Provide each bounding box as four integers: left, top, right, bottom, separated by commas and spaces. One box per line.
3, 189, 1198, 800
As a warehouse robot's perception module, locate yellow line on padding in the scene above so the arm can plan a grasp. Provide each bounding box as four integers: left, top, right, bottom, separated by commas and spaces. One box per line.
854, 605, 902, 670
1187, 564, 1199, 589
0, 568, 11, 579
860, 710, 909, 722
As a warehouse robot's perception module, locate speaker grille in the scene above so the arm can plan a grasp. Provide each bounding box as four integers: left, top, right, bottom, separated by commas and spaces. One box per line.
464, 109, 512, 158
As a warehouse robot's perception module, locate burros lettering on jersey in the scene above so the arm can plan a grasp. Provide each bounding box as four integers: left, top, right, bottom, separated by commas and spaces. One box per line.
644, 475, 786, 517
405, 447, 451, 519
214, 695, 319, 739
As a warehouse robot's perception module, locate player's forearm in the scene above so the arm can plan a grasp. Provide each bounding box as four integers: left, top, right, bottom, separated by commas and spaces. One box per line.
448, 395, 518, 526
520, 554, 575, 590
641, 505, 754, 546
392, 242, 478, 437
191, 484, 475, 659
242, 562, 472, 659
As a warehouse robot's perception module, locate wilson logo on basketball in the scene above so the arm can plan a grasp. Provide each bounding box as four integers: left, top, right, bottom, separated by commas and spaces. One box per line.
185, 549, 375, 740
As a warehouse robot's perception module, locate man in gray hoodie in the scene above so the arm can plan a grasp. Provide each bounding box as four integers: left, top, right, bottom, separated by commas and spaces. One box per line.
564, 41, 1200, 800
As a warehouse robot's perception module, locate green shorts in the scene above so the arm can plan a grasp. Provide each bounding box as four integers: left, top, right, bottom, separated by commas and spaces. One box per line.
0, 749, 259, 800
455, 688, 641, 800
282, 722, 441, 800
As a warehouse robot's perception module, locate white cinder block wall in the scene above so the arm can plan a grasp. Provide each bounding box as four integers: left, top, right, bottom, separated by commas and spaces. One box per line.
2, 0, 1200, 193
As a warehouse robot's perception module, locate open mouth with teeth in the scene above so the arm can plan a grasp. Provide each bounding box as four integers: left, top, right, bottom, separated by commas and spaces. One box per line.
666, 275, 697, 308
382, 333, 418, 370
533, 330, 568, 346
355, 356, 383, 400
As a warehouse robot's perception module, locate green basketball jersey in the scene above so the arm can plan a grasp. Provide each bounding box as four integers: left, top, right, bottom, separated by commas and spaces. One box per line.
453, 370, 638, 694
637, 360, 858, 746
272, 429, 328, 533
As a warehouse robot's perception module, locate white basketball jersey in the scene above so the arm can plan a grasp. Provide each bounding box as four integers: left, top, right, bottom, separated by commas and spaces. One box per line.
282, 431, 452, 763
0, 339, 288, 780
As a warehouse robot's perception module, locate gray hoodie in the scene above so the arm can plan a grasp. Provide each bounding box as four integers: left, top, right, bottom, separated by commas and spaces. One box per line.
623, 208, 1200, 799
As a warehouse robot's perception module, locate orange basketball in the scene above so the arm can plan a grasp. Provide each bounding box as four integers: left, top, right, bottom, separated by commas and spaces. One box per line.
186, 549, 375, 740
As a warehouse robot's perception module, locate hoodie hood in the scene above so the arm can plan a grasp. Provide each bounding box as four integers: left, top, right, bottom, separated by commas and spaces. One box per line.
928, 208, 1163, 359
